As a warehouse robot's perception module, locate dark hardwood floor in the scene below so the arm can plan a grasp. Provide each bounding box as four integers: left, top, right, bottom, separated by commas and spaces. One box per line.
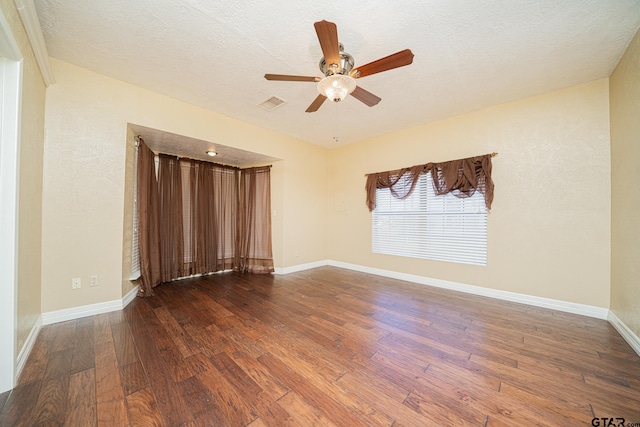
2, 266, 640, 426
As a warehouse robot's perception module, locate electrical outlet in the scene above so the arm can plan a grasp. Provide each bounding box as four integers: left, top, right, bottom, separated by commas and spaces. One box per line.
90, 275, 99, 287
72, 278, 81, 290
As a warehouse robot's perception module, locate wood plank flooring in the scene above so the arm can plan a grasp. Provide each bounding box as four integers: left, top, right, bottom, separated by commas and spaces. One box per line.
2, 266, 640, 426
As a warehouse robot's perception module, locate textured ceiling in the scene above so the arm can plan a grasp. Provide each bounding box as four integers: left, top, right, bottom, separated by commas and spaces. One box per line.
37, 0, 640, 150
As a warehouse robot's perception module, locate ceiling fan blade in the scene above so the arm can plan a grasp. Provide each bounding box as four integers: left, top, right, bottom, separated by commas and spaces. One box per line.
305, 94, 327, 113
351, 86, 381, 107
264, 74, 320, 82
314, 20, 340, 69
351, 49, 414, 78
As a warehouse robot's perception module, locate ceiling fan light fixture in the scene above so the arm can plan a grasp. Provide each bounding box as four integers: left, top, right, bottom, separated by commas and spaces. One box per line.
265, 20, 413, 112
317, 74, 356, 103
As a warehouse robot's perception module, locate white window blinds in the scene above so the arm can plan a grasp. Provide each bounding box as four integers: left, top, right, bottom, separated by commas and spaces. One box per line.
372, 171, 487, 265
130, 142, 141, 280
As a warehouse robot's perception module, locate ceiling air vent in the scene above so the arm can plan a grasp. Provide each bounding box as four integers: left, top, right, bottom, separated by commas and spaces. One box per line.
258, 96, 286, 111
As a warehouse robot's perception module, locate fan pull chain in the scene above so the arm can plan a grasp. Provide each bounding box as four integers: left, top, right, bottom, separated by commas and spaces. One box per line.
332, 100, 339, 143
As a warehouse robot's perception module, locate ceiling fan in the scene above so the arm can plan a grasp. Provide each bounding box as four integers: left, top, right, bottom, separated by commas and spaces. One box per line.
264, 20, 414, 113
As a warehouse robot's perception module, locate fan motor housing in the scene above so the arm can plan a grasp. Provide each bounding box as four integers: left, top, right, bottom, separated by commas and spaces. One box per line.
319, 43, 355, 77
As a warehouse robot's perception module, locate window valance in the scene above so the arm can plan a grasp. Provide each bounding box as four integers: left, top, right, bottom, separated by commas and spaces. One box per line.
365, 153, 495, 211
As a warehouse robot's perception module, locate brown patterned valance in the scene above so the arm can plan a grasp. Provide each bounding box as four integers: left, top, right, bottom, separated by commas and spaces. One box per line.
365, 153, 495, 211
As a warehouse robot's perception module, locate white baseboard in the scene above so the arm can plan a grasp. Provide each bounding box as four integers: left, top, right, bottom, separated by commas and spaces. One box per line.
608, 311, 640, 357
274, 260, 329, 275
15, 314, 42, 381
42, 285, 139, 326
326, 260, 610, 320
122, 284, 139, 307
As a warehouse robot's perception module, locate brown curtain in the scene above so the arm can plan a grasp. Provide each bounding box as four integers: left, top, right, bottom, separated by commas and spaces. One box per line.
194, 162, 216, 273
189, 161, 239, 274
137, 140, 161, 296
365, 154, 494, 211
236, 166, 274, 274
137, 152, 274, 289
158, 155, 184, 282
181, 160, 195, 275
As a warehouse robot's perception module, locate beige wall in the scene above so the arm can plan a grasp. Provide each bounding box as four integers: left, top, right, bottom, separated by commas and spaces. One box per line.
610, 29, 640, 335
0, 0, 46, 356
42, 59, 327, 313
328, 79, 611, 308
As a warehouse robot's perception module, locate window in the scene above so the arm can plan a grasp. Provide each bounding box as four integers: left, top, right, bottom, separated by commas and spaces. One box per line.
130, 141, 141, 280
372, 171, 487, 265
